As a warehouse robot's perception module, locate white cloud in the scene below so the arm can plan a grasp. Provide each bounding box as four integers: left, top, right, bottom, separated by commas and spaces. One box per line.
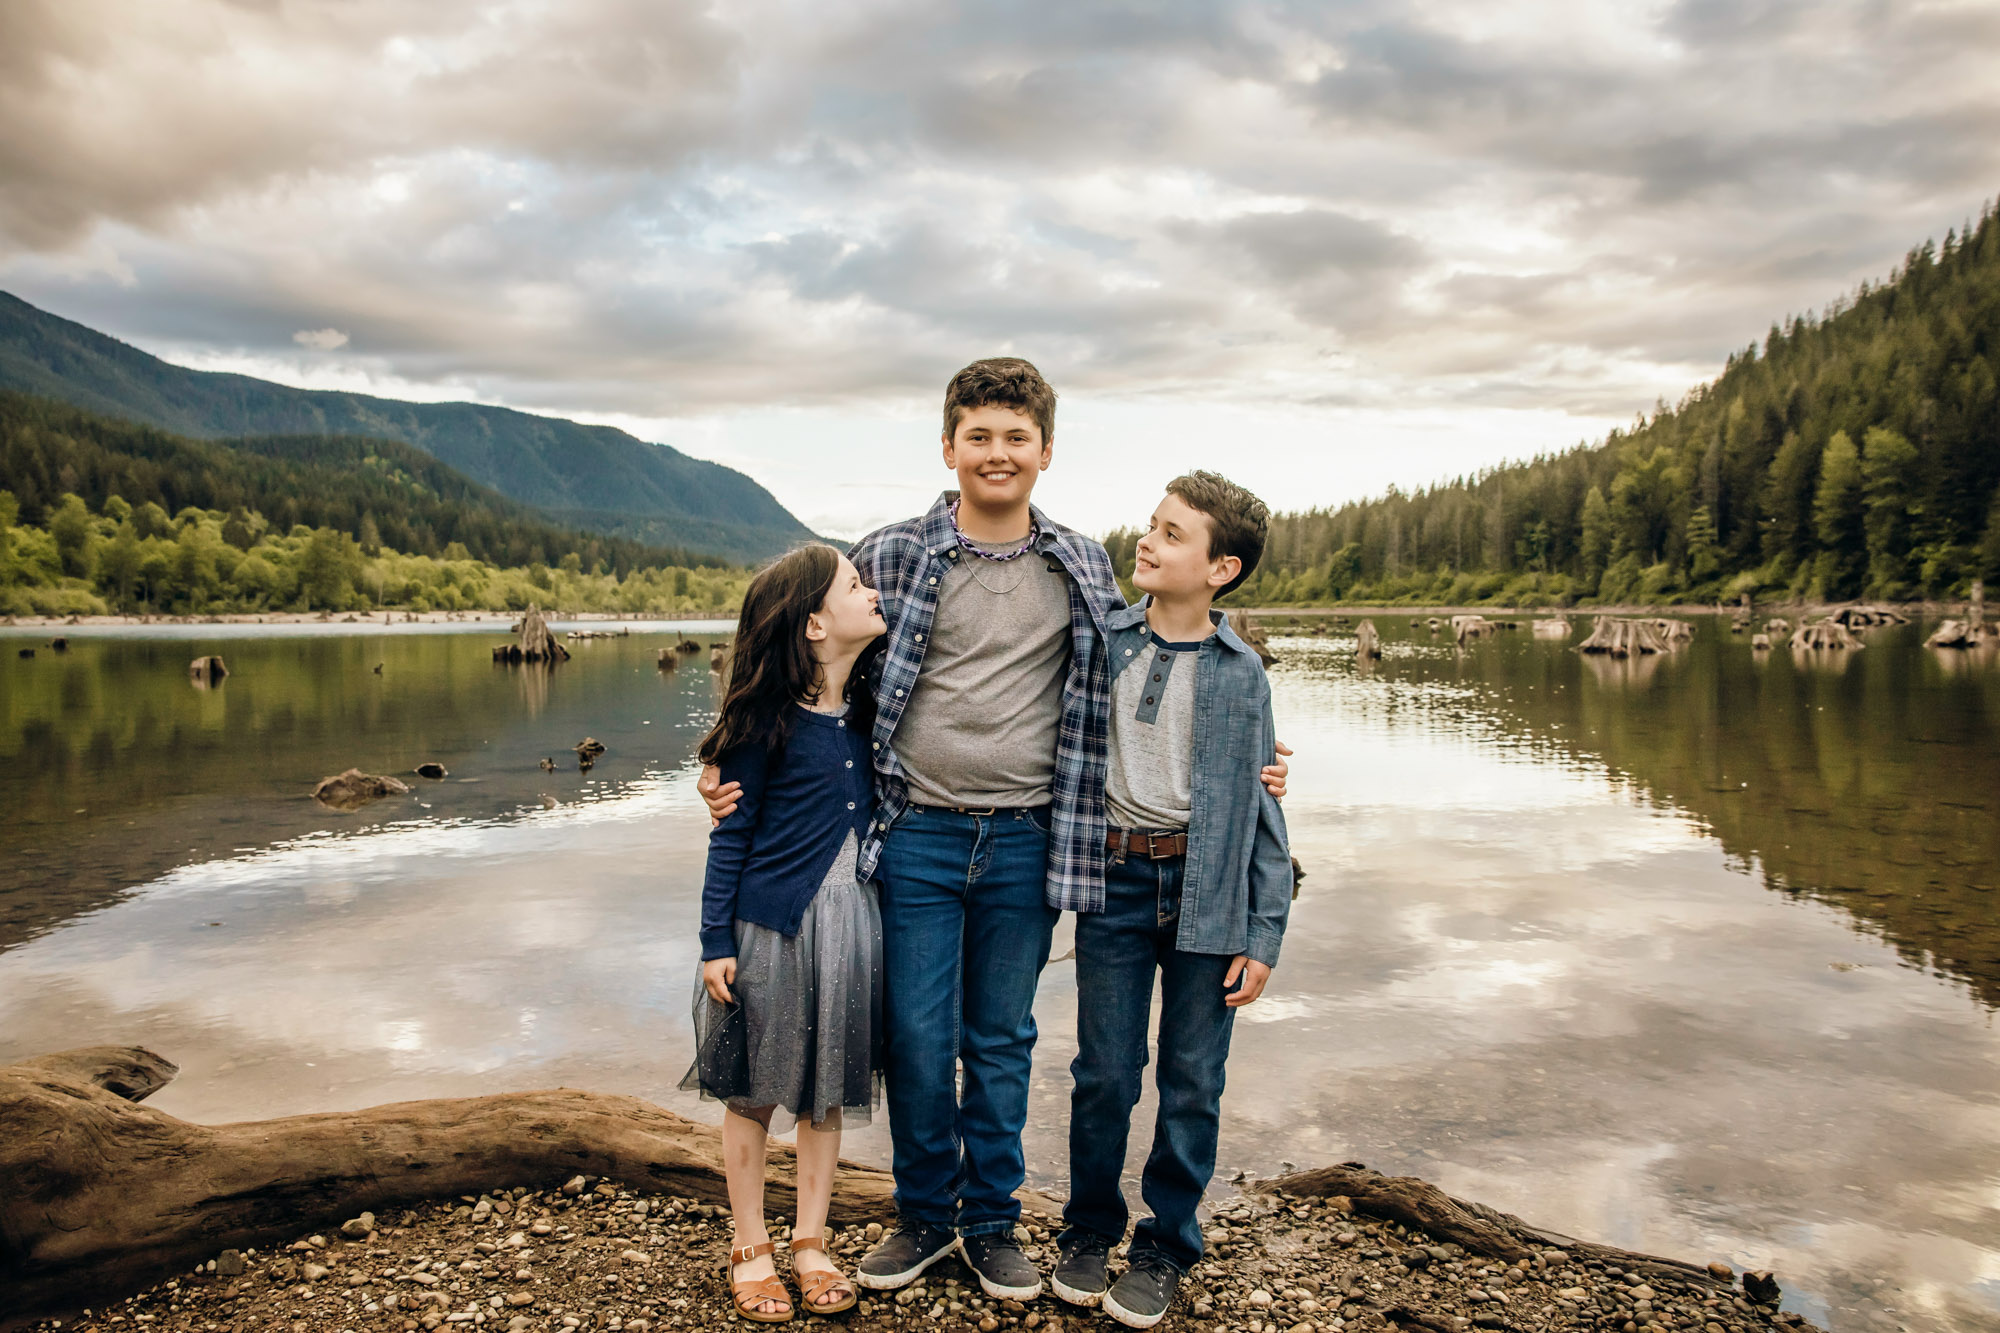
1, 0, 1995, 533
291, 327, 349, 350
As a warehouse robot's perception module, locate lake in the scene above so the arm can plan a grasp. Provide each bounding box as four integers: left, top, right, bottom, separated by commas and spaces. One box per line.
2, 615, 1997, 1333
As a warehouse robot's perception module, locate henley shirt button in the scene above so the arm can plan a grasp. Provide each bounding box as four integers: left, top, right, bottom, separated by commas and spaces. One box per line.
1152, 673, 1162, 681
1145, 696, 1156, 705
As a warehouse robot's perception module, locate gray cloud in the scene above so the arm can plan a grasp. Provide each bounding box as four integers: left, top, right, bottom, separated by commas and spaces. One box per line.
1, 0, 1995, 496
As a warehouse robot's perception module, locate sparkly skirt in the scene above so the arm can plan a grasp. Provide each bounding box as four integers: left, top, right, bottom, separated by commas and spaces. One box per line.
681, 833, 883, 1132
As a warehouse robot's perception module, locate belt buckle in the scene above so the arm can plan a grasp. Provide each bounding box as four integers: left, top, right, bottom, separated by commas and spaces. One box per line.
1147, 835, 1178, 860
959, 805, 996, 817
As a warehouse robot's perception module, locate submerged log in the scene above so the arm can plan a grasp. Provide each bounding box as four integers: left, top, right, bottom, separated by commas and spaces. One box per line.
1255, 1162, 1744, 1296
312, 768, 411, 811
1355, 619, 1382, 659
1791, 618, 1863, 651
0, 1046, 902, 1320
1226, 609, 1277, 667
1577, 617, 1671, 657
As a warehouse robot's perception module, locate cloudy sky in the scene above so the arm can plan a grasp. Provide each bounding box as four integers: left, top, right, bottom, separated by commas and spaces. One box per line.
4, 0, 1998, 538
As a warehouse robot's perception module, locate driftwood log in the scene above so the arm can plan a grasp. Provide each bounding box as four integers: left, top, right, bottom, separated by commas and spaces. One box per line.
1255, 1162, 1755, 1297
0, 1047, 903, 1321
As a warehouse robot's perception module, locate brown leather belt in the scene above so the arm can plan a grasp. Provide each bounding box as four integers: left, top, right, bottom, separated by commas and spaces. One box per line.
1106, 828, 1188, 859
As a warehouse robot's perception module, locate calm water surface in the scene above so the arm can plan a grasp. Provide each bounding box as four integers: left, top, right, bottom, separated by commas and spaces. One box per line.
2, 616, 1998, 1332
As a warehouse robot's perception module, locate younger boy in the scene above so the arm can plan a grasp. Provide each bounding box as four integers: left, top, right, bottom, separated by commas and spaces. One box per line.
1049, 472, 1292, 1329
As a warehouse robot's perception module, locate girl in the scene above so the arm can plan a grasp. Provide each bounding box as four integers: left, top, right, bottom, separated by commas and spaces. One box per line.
682, 544, 886, 1323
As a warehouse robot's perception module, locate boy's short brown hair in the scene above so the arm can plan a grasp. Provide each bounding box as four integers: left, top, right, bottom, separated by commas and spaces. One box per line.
943, 357, 1057, 444
1166, 470, 1269, 599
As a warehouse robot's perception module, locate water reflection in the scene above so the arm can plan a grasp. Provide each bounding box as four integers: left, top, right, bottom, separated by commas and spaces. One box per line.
2, 620, 1999, 1332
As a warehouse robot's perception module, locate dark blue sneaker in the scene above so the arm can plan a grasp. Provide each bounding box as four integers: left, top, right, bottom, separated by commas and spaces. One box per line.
854, 1222, 960, 1290
961, 1232, 1044, 1301
1104, 1253, 1181, 1329
1051, 1233, 1111, 1307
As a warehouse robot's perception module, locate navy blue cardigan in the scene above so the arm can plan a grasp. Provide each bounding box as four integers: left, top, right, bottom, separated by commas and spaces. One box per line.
699, 707, 874, 961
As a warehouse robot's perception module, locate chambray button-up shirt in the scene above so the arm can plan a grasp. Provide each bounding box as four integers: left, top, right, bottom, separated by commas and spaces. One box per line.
1105, 600, 1293, 966
849, 491, 1127, 913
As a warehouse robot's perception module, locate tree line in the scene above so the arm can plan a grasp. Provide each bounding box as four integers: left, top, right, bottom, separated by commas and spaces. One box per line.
0, 392, 727, 579
1129, 201, 2000, 607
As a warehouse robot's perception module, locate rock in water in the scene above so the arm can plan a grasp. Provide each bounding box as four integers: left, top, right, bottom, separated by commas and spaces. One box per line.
313, 769, 412, 811
1743, 1270, 1782, 1305
574, 738, 607, 758
414, 762, 448, 780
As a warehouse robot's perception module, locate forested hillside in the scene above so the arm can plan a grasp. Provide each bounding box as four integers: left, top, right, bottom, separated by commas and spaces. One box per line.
1174, 204, 2000, 607
0, 394, 751, 617
0, 293, 816, 562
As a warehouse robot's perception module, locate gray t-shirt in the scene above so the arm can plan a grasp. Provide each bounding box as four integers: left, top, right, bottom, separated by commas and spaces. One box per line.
1105, 632, 1203, 831
895, 538, 1072, 808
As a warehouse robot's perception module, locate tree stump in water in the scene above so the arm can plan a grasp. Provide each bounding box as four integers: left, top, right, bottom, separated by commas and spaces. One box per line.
1226, 609, 1277, 667
1925, 619, 2000, 649
1451, 615, 1495, 644
1791, 618, 1863, 651
0, 1047, 904, 1320
516, 605, 569, 662
188, 655, 228, 683
1830, 605, 1908, 629
657, 646, 680, 670
1355, 619, 1382, 659
1752, 633, 1772, 650
676, 637, 702, 654
1577, 617, 1671, 657
1531, 618, 1571, 640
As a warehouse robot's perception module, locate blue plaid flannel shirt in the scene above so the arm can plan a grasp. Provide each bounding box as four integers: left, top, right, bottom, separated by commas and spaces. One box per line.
849, 491, 1127, 914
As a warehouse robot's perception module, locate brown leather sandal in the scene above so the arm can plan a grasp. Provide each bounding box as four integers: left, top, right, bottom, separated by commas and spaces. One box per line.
789, 1235, 857, 1315
727, 1240, 794, 1323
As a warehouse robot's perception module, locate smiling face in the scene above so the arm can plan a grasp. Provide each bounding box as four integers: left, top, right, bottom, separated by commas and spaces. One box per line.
942, 404, 1050, 515
1133, 492, 1240, 601
806, 553, 884, 653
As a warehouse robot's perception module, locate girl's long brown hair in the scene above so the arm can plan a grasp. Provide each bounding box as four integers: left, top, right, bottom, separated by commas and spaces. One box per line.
697, 544, 879, 764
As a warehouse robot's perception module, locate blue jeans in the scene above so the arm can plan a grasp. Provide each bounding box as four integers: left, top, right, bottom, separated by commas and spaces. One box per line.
878, 805, 1059, 1235
1062, 851, 1236, 1273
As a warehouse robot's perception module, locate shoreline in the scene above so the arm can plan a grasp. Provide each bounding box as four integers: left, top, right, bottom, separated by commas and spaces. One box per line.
10, 1176, 1820, 1333
0, 599, 1967, 633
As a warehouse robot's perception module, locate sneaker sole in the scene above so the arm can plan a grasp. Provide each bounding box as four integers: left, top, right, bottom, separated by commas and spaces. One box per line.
1103, 1288, 1170, 1329
852, 1236, 961, 1291
1050, 1274, 1106, 1307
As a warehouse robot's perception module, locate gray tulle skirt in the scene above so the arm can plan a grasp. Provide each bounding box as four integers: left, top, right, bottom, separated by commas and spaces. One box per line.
681, 832, 883, 1132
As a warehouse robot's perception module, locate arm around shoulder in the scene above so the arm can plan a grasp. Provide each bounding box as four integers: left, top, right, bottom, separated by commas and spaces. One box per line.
1243, 686, 1292, 969
698, 744, 770, 961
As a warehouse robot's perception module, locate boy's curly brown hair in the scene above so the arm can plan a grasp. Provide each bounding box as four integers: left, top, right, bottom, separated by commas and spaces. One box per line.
943, 357, 1057, 444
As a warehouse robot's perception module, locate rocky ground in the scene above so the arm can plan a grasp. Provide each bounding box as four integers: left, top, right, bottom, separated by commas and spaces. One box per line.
19, 1176, 1818, 1333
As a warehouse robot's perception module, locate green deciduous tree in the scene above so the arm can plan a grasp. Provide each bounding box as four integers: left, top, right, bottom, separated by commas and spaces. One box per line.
1813, 431, 1866, 598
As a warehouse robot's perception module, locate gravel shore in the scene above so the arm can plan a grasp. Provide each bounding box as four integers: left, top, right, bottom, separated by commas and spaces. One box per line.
17, 1176, 1819, 1333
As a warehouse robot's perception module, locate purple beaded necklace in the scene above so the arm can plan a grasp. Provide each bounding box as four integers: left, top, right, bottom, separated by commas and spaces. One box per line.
948, 498, 1040, 562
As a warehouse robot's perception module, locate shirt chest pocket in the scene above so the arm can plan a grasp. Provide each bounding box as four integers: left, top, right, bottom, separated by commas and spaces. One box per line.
1221, 694, 1260, 760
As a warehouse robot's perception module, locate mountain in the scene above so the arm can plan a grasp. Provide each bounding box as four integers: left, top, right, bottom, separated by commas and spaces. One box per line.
0, 391, 715, 574
0, 292, 814, 562
1204, 202, 2000, 607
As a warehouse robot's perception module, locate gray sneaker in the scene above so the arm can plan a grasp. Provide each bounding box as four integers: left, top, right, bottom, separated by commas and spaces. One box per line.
854, 1222, 960, 1290
1103, 1254, 1182, 1329
961, 1232, 1044, 1301
1050, 1233, 1111, 1307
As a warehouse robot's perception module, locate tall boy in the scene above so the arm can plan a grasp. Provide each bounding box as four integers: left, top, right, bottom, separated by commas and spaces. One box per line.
1049, 472, 1291, 1329
698, 365, 1287, 1300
